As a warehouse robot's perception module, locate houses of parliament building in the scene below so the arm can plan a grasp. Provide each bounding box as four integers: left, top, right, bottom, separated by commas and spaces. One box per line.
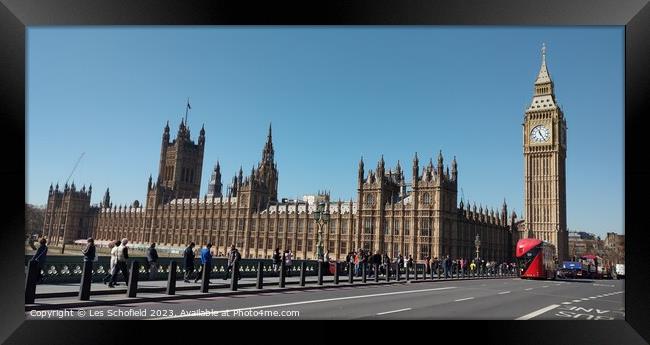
41, 46, 569, 261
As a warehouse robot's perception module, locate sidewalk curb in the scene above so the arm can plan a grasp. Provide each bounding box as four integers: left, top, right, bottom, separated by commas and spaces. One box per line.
25, 275, 517, 311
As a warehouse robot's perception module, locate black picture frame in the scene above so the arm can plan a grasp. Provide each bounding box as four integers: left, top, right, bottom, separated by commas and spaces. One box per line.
1, 1, 648, 344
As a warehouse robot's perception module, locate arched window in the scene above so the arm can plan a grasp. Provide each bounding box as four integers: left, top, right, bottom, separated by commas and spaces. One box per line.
423, 193, 431, 205
365, 194, 374, 206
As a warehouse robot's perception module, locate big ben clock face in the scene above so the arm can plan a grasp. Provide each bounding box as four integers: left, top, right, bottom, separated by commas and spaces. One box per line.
530, 125, 550, 143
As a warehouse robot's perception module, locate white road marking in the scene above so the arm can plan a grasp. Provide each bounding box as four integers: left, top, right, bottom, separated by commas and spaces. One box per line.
455, 297, 475, 302
581, 298, 590, 301
593, 284, 615, 287
561, 302, 572, 305
516, 304, 560, 320
542, 286, 549, 288
149, 286, 457, 320
572, 300, 582, 302
377, 308, 411, 315
589, 297, 597, 299
498, 291, 511, 295
525, 288, 533, 291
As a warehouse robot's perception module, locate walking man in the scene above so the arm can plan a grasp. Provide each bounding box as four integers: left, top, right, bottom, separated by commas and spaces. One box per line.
108, 238, 129, 288
183, 242, 196, 283
224, 245, 241, 281
147, 242, 158, 280
195, 243, 213, 284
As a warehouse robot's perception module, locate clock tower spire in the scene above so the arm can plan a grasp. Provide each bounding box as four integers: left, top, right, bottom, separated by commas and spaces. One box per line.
522, 43, 568, 261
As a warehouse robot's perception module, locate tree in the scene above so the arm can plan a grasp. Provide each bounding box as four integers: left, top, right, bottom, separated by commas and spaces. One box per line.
25, 203, 46, 237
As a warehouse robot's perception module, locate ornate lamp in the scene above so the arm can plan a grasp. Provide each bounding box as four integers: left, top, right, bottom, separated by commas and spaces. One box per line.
313, 202, 330, 261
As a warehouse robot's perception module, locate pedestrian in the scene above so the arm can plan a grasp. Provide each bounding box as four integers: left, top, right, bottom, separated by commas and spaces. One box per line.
325, 251, 330, 263
285, 249, 293, 277
382, 253, 391, 276
272, 248, 282, 273
103, 240, 119, 284
81, 237, 96, 262
31, 237, 48, 284
407, 255, 414, 273
146, 242, 158, 280
470, 260, 476, 275
183, 242, 196, 283
224, 245, 242, 281
195, 243, 213, 284
108, 238, 129, 288
443, 255, 451, 279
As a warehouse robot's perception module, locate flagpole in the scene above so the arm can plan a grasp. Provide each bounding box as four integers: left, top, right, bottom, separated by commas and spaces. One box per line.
185, 97, 190, 125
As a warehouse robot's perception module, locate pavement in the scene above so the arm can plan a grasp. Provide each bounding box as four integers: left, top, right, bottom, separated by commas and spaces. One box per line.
24, 274, 625, 320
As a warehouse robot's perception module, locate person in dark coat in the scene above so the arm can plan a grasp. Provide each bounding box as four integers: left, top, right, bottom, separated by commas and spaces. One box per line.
183, 242, 196, 283
31, 238, 48, 284
146, 242, 159, 280
81, 238, 96, 262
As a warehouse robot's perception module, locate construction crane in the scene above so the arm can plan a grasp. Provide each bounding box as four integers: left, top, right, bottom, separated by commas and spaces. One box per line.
64, 152, 85, 186
61, 152, 84, 254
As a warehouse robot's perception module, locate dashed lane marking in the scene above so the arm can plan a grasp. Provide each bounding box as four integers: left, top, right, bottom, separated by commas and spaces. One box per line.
149, 286, 457, 319
455, 297, 475, 302
516, 304, 560, 320
525, 288, 533, 291
376, 308, 411, 315
498, 291, 511, 295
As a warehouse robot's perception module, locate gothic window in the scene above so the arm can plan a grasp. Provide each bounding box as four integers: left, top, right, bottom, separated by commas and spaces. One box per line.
297, 240, 303, 251
328, 240, 335, 252
278, 219, 285, 233
288, 220, 294, 233
404, 220, 410, 236
363, 218, 373, 234
307, 240, 313, 251
340, 220, 348, 235
365, 194, 374, 206
340, 241, 347, 254
297, 219, 304, 234
423, 193, 431, 205
308, 221, 314, 235
394, 219, 400, 235
383, 219, 389, 235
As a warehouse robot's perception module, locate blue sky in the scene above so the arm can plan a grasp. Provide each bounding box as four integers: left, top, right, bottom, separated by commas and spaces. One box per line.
26, 27, 624, 238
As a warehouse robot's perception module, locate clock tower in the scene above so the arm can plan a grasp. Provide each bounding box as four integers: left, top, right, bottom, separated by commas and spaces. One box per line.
522, 44, 569, 260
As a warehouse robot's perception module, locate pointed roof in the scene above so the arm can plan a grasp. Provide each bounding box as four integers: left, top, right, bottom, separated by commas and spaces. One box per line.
534, 43, 552, 85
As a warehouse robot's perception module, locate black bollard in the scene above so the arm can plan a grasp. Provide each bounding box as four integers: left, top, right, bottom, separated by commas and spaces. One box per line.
256, 262, 264, 289
334, 262, 339, 285
166, 261, 177, 295
405, 265, 410, 281
396, 264, 401, 281
127, 261, 139, 298
201, 263, 210, 293
348, 262, 354, 284
230, 261, 239, 291
374, 263, 379, 282
362, 264, 367, 283
279, 260, 286, 288
300, 262, 306, 286
414, 264, 419, 280
386, 264, 390, 282
78, 260, 93, 301
25, 260, 40, 304
317, 261, 323, 285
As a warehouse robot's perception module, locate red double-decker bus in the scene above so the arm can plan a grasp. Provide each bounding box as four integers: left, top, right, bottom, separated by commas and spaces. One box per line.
516, 238, 557, 279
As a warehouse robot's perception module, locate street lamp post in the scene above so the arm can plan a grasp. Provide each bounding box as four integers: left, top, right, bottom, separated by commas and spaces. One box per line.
312, 202, 330, 262
474, 234, 481, 260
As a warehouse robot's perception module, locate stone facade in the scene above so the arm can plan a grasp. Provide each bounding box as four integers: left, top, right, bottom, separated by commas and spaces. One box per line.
42, 121, 516, 261
521, 44, 569, 260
